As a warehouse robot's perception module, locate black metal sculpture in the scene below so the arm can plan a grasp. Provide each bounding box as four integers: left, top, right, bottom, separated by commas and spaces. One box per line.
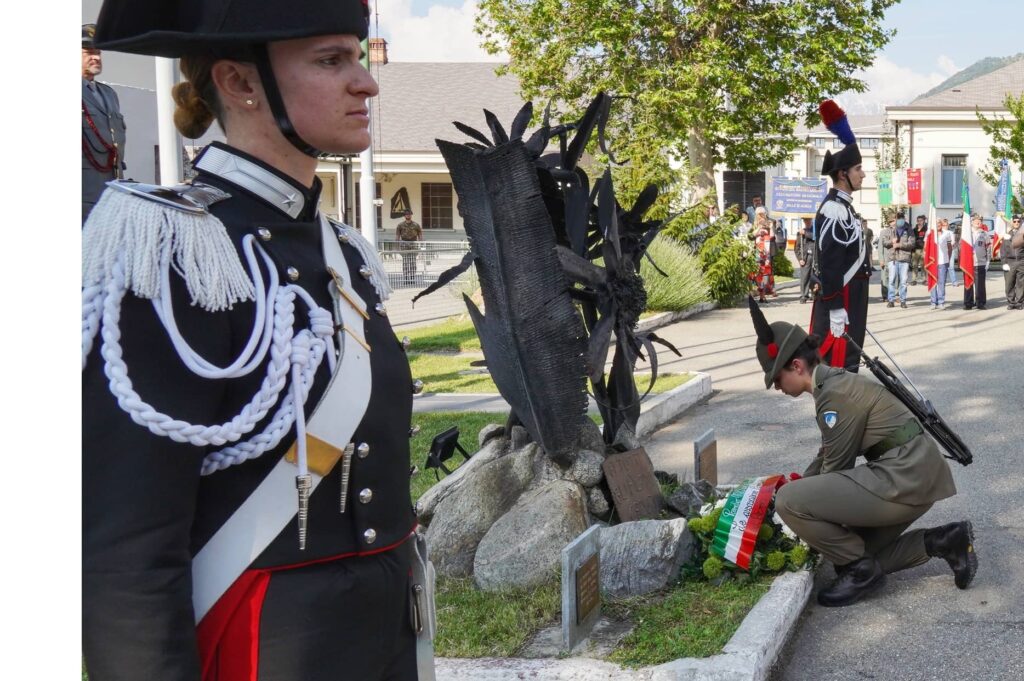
420, 93, 681, 462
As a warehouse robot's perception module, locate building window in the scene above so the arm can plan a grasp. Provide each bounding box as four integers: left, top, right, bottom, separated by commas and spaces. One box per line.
354, 182, 383, 230
833, 138, 845, 148
813, 155, 825, 176
941, 155, 967, 205
812, 138, 829, 149
859, 137, 880, 150
421, 182, 454, 229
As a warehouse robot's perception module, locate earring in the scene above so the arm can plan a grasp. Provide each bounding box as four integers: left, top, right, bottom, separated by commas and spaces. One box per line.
245, 99, 255, 106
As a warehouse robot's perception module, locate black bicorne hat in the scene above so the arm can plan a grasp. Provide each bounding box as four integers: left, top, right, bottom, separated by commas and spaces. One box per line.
94, 0, 370, 58
83, 24, 97, 48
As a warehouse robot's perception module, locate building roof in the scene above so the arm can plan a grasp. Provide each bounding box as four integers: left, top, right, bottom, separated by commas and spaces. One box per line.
899, 59, 1024, 110
370, 62, 526, 152
796, 115, 886, 138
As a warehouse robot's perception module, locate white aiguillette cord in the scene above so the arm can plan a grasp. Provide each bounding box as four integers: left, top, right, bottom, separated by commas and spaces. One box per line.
191, 214, 374, 623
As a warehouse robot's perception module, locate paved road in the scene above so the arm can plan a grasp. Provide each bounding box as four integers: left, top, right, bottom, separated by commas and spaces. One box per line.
642, 270, 1024, 681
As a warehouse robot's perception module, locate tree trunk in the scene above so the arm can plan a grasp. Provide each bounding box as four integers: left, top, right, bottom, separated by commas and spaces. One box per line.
687, 129, 716, 203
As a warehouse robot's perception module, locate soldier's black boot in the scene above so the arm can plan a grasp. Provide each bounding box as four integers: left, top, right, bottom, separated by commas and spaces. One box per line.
817, 557, 885, 607
924, 521, 978, 589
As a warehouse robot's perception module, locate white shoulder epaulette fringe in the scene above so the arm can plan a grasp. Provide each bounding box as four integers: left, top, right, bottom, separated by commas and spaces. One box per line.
82, 185, 255, 312
329, 218, 392, 301
819, 200, 850, 223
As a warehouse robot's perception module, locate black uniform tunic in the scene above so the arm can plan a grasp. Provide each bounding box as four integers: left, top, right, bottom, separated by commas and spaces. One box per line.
811, 188, 871, 370
83, 142, 417, 681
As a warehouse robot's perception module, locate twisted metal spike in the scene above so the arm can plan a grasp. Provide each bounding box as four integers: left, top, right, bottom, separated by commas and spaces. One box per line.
339, 444, 355, 514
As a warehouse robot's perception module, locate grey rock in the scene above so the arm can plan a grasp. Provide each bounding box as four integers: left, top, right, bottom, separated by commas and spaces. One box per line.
478, 423, 505, 448
575, 418, 607, 455
425, 444, 534, 577
524, 442, 565, 490
587, 486, 610, 516
415, 436, 508, 525
599, 518, 696, 599
692, 479, 716, 501
654, 470, 680, 486
612, 423, 641, 451
566, 449, 605, 487
666, 482, 713, 518
474, 480, 589, 591
510, 424, 532, 451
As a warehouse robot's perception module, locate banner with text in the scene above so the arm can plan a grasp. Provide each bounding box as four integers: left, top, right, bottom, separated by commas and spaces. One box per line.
877, 169, 924, 206
768, 177, 829, 218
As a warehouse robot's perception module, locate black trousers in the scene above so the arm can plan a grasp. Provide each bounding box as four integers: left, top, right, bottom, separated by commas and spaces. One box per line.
799, 261, 813, 299
1004, 259, 1024, 306
810, 275, 869, 372
963, 266, 988, 308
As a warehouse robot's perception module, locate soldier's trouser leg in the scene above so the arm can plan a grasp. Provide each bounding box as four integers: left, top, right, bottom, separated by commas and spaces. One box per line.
799, 264, 811, 299
775, 472, 931, 569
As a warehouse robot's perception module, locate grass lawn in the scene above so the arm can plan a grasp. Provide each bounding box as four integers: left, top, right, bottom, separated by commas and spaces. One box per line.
409, 352, 693, 396
401, 316, 481, 353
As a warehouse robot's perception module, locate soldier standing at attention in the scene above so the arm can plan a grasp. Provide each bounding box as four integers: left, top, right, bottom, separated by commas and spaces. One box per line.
748, 297, 977, 607
396, 209, 423, 286
811, 100, 871, 371
794, 218, 816, 304
81, 23, 127, 223
82, 1, 432, 679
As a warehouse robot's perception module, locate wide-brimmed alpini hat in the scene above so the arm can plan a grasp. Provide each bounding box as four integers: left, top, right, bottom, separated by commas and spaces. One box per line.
819, 100, 862, 176
748, 296, 808, 388
94, 0, 369, 58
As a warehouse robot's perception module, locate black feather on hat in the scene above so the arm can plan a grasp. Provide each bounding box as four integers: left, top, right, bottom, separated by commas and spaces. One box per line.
748, 296, 809, 389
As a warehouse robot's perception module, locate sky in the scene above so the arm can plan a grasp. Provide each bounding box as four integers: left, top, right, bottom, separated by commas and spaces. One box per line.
372, 0, 1024, 109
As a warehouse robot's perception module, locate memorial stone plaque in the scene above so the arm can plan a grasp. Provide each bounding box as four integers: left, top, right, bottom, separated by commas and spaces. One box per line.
561, 525, 601, 652
602, 448, 664, 522
694, 428, 718, 486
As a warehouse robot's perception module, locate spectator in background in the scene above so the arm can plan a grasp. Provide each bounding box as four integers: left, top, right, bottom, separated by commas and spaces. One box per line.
735, 206, 753, 239
886, 211, 914, 308
749, 210, 775, 302
929, 218, 953, 310
877, 219, 893, 302
395, 209, 422, 285
82, 23, 127, 223
964, 215, 992, 310
745, 196, 763, 224
911, 215, 928, 285
794, 218, 816, 303
1006, 216, 1024, 310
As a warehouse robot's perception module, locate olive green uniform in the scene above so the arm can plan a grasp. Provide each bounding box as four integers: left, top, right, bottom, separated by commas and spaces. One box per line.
776, 365, 957, 573
395, 219, 422, 284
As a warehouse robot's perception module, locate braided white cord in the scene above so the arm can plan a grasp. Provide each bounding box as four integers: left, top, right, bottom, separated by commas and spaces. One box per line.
100, 262, 300, 447
155, 235, 278, 379
82, 284, 105, 369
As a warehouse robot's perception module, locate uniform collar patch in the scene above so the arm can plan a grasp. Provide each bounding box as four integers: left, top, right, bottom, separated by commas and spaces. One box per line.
823, 410, 838, 429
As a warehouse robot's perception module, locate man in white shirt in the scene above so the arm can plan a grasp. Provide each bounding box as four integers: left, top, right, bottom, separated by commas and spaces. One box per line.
929, 218, 954, 309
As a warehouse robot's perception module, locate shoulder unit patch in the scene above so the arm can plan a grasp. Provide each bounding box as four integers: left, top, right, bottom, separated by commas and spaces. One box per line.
822, 410, 838, 429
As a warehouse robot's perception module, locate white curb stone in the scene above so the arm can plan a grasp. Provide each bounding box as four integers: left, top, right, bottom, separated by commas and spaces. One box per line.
635, 371, 713, 439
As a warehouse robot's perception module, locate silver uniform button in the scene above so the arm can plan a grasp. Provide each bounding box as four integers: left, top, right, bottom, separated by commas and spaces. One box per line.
286, 267, 300, 281
375, 303, 388, 317
412, 379, 424, 395
359, 488, 373, 504
409, 424, 421, 437
257, 228, 272, 241
364, 528, 377, 544
356, 442, 370, 459
337, 232, 350, 244
401, 336, 412, 350
359, 265, 373, 279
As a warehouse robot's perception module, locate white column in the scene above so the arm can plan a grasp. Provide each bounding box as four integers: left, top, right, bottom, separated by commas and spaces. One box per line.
155, 57, 183, 185
358, 97, 378, 249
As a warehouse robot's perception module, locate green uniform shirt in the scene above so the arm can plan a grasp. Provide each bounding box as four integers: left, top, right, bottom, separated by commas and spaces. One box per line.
803, 365, 956, 506
396, 220, 422, 242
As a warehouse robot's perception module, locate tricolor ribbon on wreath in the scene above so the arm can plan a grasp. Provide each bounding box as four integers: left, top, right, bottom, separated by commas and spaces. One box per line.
710, 475, 788, 570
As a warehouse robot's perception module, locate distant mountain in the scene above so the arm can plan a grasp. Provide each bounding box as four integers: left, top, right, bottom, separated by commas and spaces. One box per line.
915, 53, 1024, 101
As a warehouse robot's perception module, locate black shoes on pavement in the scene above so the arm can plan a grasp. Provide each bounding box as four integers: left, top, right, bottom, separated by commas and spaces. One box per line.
886, 301, 895, 308
900, 301, 907, 309
817, 557, 886, 607
924, 521, 978, 590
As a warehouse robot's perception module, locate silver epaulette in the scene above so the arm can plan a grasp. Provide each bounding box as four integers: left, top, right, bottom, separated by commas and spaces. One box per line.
105, 180, 232, 214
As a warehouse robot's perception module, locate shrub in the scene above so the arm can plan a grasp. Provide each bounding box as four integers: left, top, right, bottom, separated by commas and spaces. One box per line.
698, 223, 756, 307
640, 235, 711, 312
772, 250, 794, 278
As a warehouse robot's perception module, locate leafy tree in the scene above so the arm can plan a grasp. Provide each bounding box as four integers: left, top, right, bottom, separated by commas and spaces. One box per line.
977, 93, 1024, 215
476, 0, 899, 200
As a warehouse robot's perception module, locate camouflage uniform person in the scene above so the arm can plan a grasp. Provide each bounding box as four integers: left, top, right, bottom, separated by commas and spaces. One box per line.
395, 210, 422, 285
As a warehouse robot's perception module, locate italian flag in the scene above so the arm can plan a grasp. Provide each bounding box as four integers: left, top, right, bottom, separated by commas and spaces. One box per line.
925, 171, 939, 291
710, 475, 786, 570
960, 174, 975, 290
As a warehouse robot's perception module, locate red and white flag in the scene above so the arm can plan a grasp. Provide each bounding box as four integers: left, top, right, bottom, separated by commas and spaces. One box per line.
960, 174, 975, 289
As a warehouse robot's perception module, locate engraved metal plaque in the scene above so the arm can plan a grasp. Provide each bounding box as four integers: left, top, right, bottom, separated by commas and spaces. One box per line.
575, 553, 600, 625
694, 428, 718, 486
602, 448, 664, 521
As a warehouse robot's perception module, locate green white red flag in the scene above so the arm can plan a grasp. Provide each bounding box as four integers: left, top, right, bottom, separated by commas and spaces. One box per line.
960, 174, 975, 289
925, 171, 939, 291
710, 475, 786, 570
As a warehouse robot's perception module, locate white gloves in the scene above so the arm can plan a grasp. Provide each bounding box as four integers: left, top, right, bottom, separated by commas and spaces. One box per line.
829, 308, 848, 338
